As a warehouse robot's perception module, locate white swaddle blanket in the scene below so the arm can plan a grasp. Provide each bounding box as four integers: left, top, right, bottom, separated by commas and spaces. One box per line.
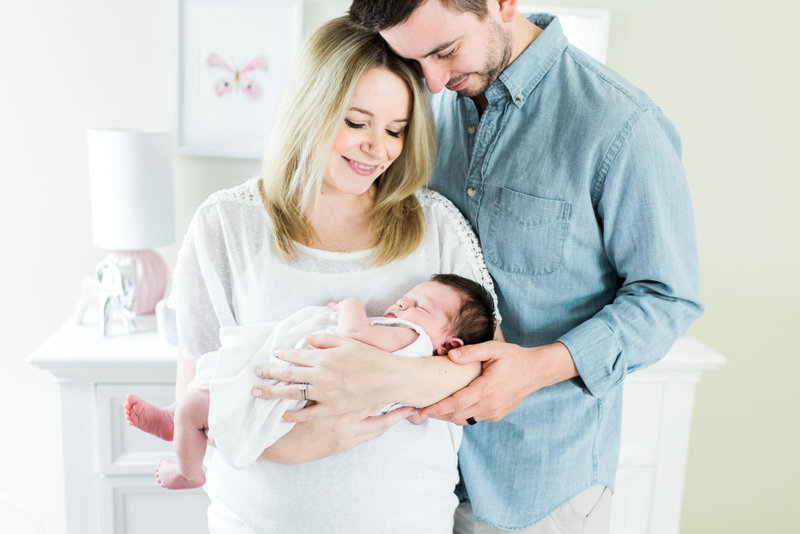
192, 305, 433, 469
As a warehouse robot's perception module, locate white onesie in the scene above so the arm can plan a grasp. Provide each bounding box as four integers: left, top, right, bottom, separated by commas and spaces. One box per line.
192, 306, 434, 469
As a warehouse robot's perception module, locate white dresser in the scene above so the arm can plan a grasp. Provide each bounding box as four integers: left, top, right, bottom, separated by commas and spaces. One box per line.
30, 317, 209, 534
30, 319, 723, 534
611, 337, 723, 534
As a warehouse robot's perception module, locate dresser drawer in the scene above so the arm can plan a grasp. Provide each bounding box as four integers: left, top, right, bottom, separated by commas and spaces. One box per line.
96, 384, 176, 474
618, 383, 663, 465
100, 475, 210, 534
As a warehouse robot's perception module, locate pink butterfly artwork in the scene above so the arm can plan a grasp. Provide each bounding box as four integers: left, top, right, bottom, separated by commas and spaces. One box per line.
206, 53, 269, 98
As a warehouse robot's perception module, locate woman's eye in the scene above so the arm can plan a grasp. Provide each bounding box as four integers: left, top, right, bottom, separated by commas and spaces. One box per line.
386, 129, 402, 139
345, 119, 364, 129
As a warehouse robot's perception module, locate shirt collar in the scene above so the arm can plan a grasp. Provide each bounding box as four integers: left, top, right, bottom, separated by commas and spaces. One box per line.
486, 13, 568, 108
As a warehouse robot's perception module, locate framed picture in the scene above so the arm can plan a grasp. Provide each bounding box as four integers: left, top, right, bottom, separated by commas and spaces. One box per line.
519, 5, 610, 63
176, 0, 303, 159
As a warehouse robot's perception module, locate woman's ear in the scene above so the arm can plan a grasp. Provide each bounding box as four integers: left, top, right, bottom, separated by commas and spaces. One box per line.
436, 337, 464, 355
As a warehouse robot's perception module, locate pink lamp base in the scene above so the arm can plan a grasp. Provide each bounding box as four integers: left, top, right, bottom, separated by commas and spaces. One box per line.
112, 250, 168, 315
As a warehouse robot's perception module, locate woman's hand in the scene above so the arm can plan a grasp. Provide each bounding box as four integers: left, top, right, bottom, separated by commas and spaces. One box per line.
259, 405, 415, 464
253, 334, 399, 420
252, 333, 481, 424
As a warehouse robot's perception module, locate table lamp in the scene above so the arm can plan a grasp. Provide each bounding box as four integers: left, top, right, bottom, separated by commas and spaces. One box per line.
80, 129, 175, 335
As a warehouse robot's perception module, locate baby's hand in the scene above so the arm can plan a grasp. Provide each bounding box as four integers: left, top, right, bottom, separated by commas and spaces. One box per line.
327, 301, 341, 311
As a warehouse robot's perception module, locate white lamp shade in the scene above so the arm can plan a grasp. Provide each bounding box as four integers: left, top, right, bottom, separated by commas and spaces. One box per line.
88, 129, 175, 250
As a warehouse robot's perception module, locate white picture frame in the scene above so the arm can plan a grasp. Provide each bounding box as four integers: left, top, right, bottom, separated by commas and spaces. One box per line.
176, 0, 303, 159
518, 5, 611, 63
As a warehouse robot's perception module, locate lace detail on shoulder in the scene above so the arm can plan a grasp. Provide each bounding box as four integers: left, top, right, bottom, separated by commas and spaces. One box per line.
206, 177, 263, 207
414, 187, 446, 207
416, 188, 500, 320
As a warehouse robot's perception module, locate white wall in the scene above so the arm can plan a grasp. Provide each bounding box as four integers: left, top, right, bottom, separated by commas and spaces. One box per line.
1, 1, 797, 533
0, 1, 347, 532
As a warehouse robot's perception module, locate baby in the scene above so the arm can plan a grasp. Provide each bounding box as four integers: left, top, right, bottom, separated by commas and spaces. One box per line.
125, 273, 495, 489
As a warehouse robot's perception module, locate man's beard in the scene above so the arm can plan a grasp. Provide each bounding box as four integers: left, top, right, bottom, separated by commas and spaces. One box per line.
456, 19, 513, 97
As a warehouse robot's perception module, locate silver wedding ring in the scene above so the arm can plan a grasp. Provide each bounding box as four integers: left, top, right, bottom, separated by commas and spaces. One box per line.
299, 383, 308, 402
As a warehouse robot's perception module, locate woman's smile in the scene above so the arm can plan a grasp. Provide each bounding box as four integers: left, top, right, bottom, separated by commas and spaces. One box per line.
342, 156, 380, 176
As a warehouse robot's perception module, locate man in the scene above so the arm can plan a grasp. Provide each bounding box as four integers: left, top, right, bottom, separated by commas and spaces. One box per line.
345, 1, 703, 532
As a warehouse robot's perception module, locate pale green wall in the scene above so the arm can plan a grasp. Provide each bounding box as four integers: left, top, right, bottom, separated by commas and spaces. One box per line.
581, 0, 800, 531
1, 1, 797, 532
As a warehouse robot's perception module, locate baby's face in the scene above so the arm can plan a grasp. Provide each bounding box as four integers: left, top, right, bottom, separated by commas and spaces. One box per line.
383, 281, 461, 351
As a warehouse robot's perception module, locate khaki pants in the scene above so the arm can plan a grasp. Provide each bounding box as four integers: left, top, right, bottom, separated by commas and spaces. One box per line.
453, 486, 611, 534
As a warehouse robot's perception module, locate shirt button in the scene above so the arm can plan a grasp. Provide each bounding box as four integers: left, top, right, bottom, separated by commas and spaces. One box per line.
515, 93, 523, 102
467, 125, 476, 134
467, 187, 477, 197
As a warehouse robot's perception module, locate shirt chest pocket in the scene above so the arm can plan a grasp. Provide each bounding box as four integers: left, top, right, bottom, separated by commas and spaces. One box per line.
484, 186, 571, 276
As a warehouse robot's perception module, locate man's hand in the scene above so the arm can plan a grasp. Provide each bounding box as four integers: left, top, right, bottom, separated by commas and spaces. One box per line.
411, 341, 578, 425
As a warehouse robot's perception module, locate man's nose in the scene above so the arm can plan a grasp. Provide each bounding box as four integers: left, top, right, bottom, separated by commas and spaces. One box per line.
419, 61, 449, 94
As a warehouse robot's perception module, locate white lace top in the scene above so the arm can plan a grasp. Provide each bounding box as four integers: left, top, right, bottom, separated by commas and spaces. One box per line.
170, 178, 497, 533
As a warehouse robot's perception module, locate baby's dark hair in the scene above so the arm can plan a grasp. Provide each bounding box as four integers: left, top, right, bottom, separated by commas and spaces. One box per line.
431, 273, 495, 345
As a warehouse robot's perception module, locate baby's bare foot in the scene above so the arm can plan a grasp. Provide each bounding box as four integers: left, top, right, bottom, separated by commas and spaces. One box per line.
124, 394, 175, 441
155, 459, 206, 490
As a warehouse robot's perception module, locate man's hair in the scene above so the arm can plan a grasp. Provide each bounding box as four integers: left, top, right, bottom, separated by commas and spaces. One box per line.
349, 0, 489, 32
431, 273, 495, 345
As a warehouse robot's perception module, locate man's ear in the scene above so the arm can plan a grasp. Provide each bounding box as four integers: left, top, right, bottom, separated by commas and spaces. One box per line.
496, 0, 519, 23
436, 337, 464, 355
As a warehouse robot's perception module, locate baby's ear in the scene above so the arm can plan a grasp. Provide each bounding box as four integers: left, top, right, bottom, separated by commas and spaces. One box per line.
436, 337, 464, 355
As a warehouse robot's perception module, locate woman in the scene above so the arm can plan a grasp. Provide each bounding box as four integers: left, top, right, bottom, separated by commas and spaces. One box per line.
171, 17, 496, 533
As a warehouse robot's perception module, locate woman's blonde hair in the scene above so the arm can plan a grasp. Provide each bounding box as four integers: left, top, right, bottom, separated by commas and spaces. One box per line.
260, 16, 436, 266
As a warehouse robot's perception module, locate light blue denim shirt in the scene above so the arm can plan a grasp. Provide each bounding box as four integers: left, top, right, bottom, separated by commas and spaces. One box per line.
429, 14, 703, 529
